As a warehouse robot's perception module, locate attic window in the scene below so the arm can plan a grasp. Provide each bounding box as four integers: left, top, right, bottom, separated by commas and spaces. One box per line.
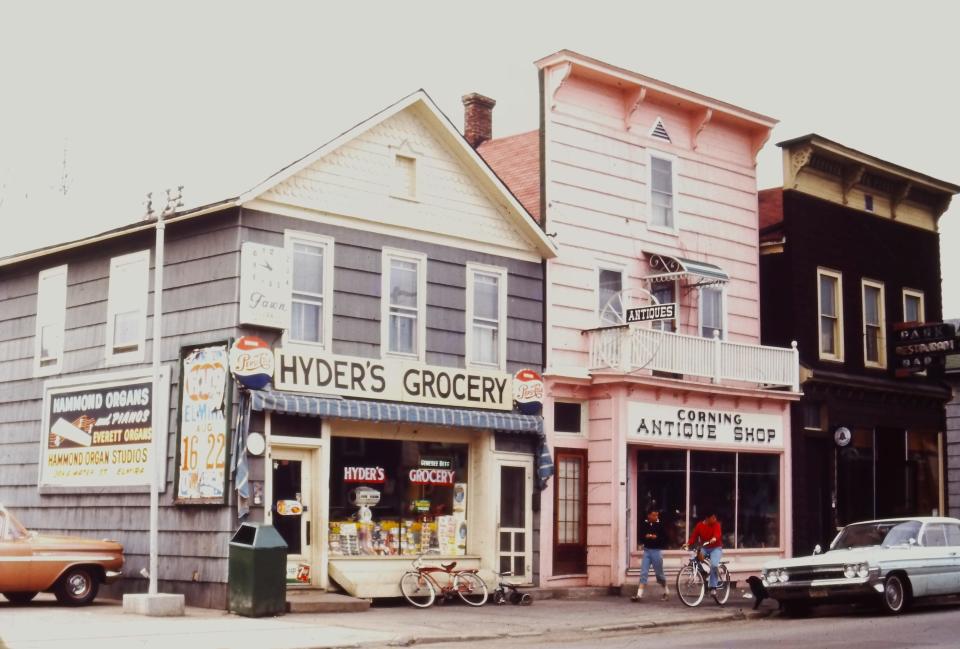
864, 194, 874, 212
649, 117, 671, 142
394, 154, 417, 200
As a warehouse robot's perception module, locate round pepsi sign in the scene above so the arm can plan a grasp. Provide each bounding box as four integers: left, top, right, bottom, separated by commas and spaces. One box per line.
230, 336, 274, 390
513, 369, 544, 415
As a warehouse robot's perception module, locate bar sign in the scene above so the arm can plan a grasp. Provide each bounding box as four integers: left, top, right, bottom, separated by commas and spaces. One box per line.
626, 303, 677, 323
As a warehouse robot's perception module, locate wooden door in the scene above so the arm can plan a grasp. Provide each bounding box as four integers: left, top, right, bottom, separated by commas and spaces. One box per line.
553, 449, 587, 575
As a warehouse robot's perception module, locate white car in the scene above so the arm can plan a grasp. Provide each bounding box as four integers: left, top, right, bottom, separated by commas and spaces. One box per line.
761, 517, 960, 615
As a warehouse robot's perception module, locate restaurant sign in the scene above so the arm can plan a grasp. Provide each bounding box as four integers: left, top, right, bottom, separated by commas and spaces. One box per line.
40, 368, 170, 488
627, 402, 782, 449
274, 349, 514, 411
891, 322, 957, 377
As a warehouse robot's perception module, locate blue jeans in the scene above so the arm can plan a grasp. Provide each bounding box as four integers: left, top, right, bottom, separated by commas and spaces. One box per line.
639, 548, 665, 585
705, 547, 722, 589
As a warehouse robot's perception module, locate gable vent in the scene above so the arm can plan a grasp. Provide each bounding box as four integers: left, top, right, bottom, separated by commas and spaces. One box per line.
649, 117, 671, 142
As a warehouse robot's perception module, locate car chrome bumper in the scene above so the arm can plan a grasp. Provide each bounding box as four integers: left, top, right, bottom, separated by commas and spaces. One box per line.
763, 576, 879, 602
104, 570, 123, 584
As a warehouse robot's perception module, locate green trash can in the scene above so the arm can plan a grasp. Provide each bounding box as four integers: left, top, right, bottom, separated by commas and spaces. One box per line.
228, 522, 288, 617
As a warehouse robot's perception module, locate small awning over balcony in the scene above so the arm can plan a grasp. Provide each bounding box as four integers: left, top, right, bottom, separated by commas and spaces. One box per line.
643, 251, 729, 287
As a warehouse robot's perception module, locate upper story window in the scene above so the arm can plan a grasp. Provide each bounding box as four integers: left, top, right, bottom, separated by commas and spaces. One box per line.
34, 265, 68, 375
648, 151, 677, 231
817, 268, 844, 362
466, 264, 507, 369
285, 231, 335, 350
862, 279, 886, 368
597, 266, 624, 325
553, 401, 587, 436
699, 285, 725, 339
903, 289, 925, 323
651, 280, 677, 332
105, 250, 150, 365
382, 248, 427, 360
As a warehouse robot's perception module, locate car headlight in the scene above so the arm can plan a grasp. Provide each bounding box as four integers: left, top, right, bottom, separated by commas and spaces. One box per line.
843, 564, 856, 579
764, 569, 778, 583
856, 563, 869, 578
777, 569, 789, 583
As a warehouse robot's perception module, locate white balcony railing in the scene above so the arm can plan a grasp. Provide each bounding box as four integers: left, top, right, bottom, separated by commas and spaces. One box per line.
586, 326, 799, 391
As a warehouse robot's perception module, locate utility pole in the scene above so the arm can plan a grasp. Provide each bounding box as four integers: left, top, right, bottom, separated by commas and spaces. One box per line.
123, 186, 186, 617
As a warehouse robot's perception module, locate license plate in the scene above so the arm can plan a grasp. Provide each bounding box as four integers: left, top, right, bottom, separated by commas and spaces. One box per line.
809, 589, 829, 598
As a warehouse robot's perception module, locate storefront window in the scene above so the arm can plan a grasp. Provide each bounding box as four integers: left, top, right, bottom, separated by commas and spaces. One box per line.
636, 447, 781, 550
328, 438, 469, 557
838, 428, 875, 525
636, 449, 686, 548
908, 430, 940, 516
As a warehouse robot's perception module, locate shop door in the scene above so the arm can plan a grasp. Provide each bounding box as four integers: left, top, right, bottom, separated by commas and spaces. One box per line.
497, 459, 533, 584
271, 447, 314, 585
553, 449, 587, 575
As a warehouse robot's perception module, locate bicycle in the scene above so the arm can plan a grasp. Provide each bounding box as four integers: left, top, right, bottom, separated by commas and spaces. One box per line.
492, 571, 532, 606
675, 544, 731, 607
398, 556, 488, 608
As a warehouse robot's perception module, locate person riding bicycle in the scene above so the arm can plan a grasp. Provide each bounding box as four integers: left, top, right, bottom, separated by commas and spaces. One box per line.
682, 510, 723, 598
632, 509, 669, 602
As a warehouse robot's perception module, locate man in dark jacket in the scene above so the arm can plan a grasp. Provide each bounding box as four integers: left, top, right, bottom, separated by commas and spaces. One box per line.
632, 509, 669, 601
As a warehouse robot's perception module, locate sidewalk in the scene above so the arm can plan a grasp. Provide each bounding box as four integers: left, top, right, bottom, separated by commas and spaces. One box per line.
0, 591, 775, 649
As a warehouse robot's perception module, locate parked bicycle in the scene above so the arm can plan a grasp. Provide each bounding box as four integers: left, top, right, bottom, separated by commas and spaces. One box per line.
492, 571, 532, 606
399, 556, 488, 608
676, 544, 731, 607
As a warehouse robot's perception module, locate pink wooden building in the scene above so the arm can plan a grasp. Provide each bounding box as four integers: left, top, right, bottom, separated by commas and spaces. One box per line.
473, 51, 801, 590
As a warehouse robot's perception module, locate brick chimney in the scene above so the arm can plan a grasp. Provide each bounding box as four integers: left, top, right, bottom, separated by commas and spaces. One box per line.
462, 93, 496, 148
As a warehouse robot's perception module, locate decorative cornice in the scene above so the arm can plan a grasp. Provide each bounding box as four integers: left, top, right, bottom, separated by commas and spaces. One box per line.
790, 144, 815, 187
841, 164, 865, 205
691, 108, 712, 150
623, 87, 647, 132
891, 180, 913, 219
547, 62, 573, 111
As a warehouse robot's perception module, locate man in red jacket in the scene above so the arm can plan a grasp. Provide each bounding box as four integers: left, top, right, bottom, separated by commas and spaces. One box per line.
683, 511, 723, 597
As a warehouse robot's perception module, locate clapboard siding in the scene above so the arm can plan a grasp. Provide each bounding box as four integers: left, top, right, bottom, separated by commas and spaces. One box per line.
241, 208, 543, 370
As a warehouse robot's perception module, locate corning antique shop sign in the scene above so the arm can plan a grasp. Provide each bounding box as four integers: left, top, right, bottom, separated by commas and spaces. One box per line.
626, 303, 677, 324
274, 350, 514, 411
891, 322, 957, 376
627, 402, 782, 449
239, 242, 291, 330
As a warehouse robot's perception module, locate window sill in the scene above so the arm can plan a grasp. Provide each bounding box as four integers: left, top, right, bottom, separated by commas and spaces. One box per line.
34, 362, 62, 378
817, 355, 845, 364
647, 224, 679, 237
105, 352, 146, 367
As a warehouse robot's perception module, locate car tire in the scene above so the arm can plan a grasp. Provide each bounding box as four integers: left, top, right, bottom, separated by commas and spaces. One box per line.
879, 574, 909, 615
54, 566, 99, 606
3, 591, 39, 604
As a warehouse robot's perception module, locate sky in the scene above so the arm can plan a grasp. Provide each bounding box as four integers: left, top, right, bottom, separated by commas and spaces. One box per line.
1, 1, 958, 314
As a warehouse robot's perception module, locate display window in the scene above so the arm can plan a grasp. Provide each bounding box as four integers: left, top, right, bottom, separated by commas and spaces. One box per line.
636, 447, 780, 549
328, 437, 469, 557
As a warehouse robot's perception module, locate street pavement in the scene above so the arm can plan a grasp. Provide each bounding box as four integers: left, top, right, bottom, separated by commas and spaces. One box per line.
0, 589, 770, 649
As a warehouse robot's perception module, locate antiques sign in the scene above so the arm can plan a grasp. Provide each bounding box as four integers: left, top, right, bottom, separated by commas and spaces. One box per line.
274, 349, 514, 411
891, 322, 957, 376
626, 303, 677, 324
40, 369, 169, 488
627, 402, 783, 449
175, 344, 232, 503
239, 242, 291, 330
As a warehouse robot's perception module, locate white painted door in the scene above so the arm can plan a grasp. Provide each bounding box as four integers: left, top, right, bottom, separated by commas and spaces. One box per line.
496, 457, 533, 584
271, 447, 315, 585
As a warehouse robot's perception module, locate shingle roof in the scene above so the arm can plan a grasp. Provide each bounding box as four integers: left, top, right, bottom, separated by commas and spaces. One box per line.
477, 130, 541, 223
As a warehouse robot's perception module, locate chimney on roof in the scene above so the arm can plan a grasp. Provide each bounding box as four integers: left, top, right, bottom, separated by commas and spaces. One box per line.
462, 93, 496, 148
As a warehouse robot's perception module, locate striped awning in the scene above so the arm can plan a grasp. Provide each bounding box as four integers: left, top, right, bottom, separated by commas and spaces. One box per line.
643, 251, 729, 286
249, 390, 543, 434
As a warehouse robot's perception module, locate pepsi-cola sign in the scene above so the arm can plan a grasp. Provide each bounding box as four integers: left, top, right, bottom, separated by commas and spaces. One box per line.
230, 336, 274, 390
513, 369, 544, 415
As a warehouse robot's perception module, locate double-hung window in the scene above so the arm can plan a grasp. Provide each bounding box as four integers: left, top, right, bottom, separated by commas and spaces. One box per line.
466, 264, 507, 368
105, 250, 150, 364
903, 289, 925, 323
651, 281, 677, 332
649, 151, 677, 231
285, 231, 335, 350
817, 268, 844, 361
699, 285, 725, 339
862, 279, 886, 368
382, 249, 427, 359
597, 266, 624, 325
34, 265, 68, 375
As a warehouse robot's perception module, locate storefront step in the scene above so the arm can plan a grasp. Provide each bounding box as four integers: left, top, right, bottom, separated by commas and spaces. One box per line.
286, 590, 371, 614
526, 586, 616, 601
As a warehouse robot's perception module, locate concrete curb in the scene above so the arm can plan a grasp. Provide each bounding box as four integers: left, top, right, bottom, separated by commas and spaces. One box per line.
365, 606, 772, 648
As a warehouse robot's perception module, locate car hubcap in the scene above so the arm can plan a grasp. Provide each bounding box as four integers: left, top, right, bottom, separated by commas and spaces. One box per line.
886, 579, 902, 610
69, 574, 90, 597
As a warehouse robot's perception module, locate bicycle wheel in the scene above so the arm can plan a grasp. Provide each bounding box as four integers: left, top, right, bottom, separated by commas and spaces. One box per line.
453, 572, 488, 606
676, 562, 705, 607
714, 565, 731, 605
399, 571, 436, 608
